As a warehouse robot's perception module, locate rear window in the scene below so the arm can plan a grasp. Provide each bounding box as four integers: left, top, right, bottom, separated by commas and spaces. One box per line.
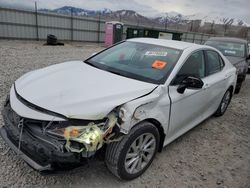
205, 40, 245, 58
206, 50, 223, 75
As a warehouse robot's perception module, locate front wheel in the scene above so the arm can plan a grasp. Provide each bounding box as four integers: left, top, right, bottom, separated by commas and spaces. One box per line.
234, 82, 242, 94
105, 122, 160, 180
214, 89, 232, 117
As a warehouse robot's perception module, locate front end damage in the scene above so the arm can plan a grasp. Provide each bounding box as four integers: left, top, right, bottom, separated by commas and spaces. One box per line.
0, 79, 162, 172
48, 112, 119, 156
0, 97, 122, 171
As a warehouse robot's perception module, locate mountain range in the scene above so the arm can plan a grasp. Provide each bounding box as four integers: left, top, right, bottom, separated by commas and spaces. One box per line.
39, 6, 249, 27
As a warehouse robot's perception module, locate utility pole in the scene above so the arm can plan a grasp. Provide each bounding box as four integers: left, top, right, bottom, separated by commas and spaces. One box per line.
119, 14, 121, 22
190, 20, 193, 32
71, 8, 73, 41
165, 13, 167, 31
97, 13, 101, 43
210, 21, 214, 34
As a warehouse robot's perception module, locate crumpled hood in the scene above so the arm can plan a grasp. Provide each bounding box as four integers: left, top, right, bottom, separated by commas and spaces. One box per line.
226, 56, 246, 66
15, 61, 157, 120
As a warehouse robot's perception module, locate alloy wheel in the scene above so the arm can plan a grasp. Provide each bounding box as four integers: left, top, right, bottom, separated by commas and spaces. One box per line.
124, 133, 156, 174
221, 90, 231, 113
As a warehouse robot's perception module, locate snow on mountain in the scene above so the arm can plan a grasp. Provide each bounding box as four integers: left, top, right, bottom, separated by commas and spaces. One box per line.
99, 8, 112, 14
51, 6, 96, 16
113, 10, 143, 18
39, 6, 249, 26
184, 13, 250, 26
45, 6, 112, 16
153, 12, 187, 24
152, 12, 249, 26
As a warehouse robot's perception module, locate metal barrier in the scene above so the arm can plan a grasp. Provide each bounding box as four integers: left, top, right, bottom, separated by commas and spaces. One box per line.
0, 7, 249, 43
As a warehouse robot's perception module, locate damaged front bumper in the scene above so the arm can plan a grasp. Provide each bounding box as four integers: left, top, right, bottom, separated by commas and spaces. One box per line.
0, 127, 52, 171
0, 100, 119, 171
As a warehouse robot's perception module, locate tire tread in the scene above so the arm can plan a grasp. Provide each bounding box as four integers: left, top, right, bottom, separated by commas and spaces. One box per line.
105, 122, 159, 180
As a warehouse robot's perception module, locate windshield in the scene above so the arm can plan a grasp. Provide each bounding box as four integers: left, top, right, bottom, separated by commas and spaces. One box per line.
86, 41, 182, 84
205, 40, 245, 58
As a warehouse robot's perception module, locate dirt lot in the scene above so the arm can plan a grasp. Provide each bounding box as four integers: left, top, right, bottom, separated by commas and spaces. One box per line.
0, 40, 249, 188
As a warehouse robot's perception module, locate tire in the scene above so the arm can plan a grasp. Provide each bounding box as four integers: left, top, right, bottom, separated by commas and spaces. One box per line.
105, 122, 160, 180
234, 82, 242, 94
214, 88, 232, 117
47, 34, 57, 45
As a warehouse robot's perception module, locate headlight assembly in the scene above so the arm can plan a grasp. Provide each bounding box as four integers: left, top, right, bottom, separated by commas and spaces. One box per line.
47, 112, 118, 153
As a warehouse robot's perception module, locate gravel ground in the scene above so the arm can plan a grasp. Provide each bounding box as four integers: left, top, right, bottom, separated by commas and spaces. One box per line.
0, 40, 249, 188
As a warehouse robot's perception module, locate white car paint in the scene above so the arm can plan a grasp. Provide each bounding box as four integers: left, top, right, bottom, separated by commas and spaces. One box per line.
10, 38, 237, 148
10, 85, 65, 121
115, 40, 236, 146
14, 61, 157, 120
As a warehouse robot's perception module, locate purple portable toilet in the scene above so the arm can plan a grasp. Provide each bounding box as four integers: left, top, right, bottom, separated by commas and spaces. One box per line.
104, 21, 123, 47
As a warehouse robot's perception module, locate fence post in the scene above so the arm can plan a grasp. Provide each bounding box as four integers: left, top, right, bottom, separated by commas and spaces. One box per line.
97, 13, 101, 43
192, 33, 195, 43
200, 33, 204, 44
184, 32, 187, 41
190, 20, 193, 32
71, 8, 73, 41
35, 2, 39, 41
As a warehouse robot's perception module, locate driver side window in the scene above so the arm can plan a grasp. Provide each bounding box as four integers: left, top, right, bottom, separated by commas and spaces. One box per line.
173, 50, 205, 85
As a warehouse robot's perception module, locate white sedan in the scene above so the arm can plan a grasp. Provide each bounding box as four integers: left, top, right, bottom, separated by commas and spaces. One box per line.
0, 38, 237, 180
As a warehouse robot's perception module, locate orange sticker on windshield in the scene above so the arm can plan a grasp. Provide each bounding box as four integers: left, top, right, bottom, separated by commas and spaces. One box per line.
152, 60, 167, 69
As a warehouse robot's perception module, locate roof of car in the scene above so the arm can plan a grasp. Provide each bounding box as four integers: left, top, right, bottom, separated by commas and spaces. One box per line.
207, 37, 248, 44
127, 38, 202, 50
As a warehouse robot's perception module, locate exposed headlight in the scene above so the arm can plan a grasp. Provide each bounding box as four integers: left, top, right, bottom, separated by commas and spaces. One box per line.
47, 112, 117, 153
48, 124, 103, 153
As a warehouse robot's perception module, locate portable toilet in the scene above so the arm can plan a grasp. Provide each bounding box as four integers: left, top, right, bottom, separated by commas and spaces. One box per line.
104, 21, 123, 47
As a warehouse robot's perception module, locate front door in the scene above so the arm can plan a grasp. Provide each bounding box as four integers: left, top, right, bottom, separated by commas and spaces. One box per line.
167, 50, 208, 141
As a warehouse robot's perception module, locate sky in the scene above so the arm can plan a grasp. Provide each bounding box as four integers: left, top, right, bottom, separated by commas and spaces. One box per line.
0, 0, 249, 23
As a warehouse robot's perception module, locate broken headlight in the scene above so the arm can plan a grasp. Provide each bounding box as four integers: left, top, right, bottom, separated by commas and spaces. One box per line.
47, 112, 118, 153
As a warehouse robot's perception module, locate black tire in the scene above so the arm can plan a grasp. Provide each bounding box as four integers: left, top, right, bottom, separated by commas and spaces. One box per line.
47, 34, 57, 45
214, 88, 232, 117
234, 82, 242, 94
105, 122, 160, 180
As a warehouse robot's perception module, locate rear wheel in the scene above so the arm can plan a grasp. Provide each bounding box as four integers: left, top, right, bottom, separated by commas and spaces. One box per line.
105, 122, 160, 180
214, 89, 232, 117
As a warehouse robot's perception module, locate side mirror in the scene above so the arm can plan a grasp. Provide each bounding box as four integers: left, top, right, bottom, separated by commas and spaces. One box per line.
177, 76, 204, 94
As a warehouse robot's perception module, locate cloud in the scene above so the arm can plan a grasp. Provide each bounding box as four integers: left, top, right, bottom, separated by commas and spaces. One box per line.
0, 0, 249, 22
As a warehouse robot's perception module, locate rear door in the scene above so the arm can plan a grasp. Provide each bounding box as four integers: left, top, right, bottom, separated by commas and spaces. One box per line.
201, 50, 228, 117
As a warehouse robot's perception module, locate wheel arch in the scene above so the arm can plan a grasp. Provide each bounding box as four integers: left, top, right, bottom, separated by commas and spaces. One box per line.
228, 85, 234, 95
143, 118, 165, 152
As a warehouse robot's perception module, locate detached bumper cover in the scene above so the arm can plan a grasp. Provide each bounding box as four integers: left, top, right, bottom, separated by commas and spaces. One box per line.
0, 127, 52, 171
0, 103, 82, 171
